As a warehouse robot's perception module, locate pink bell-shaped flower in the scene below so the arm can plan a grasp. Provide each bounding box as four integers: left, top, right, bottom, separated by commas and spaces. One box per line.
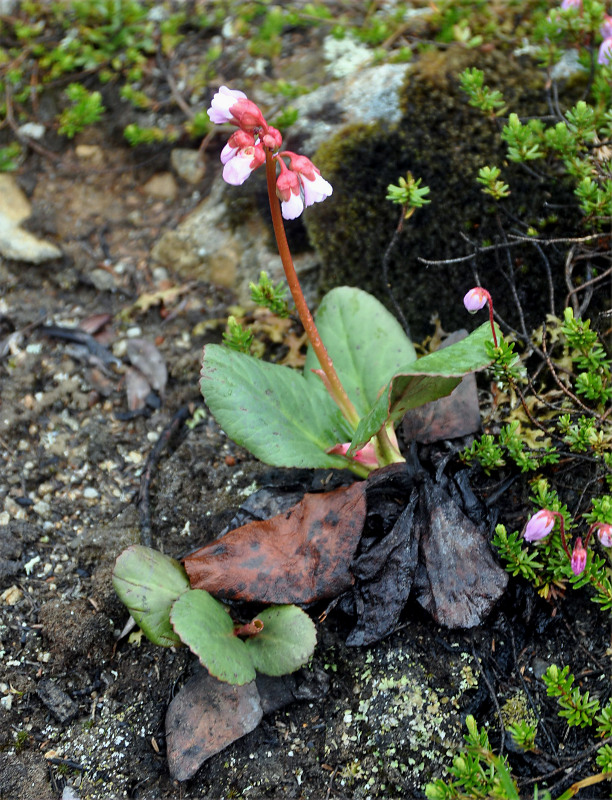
207, 86, 248, 124
598, 37, 612, 65
276, 160, 304, 220
596, 523, 612, 548
222, 144, 265, 186
463, 287, 488, 313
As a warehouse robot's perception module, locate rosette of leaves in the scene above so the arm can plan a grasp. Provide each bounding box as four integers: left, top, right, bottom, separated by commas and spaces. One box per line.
200, 286, 497, 474
112, 545, 316, 685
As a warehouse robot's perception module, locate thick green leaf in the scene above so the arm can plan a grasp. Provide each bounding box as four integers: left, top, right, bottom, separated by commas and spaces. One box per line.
349, 322, 498, 453
303, 287, 416, 417
200, 344, 352, 469
112, 545, 190, 647
170, 589, 256, 685
245, 605, 317, 676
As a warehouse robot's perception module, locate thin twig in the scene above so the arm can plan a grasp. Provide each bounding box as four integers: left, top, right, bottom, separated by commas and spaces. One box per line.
381, 207, 411, 337
156, 49, 195, 120
471, 638, 506, 757
541, 323, 604, 420
138, 404, 193, 548
508, 625, 559, 762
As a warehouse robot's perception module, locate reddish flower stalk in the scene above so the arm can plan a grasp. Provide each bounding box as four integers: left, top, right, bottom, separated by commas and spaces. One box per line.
264, 149, 360, 429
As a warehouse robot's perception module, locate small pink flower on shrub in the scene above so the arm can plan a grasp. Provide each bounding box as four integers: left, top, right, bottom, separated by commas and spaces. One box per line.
597, 523, 612, 548
524, 509, 556, 542
598, 37, 612, 65
463, 287, 488, 313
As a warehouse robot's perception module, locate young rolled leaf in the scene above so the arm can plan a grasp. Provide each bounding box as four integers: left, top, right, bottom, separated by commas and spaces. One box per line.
112, 545, 190, 647
303, 286, 417, 417
200, 344, 353, 469
348, 322, 498, 454
170, 589, 256, 685
245, 605, 316, 676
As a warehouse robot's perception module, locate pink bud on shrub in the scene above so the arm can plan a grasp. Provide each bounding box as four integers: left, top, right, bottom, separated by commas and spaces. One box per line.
570, 538, 587, 576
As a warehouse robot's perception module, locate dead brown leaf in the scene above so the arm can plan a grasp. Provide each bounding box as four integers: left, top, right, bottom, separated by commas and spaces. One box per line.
184, 482, 367, 604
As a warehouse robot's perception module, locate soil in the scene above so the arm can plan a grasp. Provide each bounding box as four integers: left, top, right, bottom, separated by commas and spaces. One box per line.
1, 12, 611, 800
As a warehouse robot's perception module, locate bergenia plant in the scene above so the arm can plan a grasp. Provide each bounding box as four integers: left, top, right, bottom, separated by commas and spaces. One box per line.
200, 86, 500, 477
112, 87, 502, 686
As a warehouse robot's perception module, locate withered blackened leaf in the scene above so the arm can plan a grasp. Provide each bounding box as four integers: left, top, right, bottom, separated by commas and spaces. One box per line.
413, 481, 508, 628
184, 482, 366, 605
166, 668, 262, 781
347, 488, 420, 647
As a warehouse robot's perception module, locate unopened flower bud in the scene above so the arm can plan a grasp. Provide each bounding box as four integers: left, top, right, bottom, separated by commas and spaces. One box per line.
463, 287, 488, 314
570, 537, 587, 576
524, 509, 556, 542
276, 160, 303, 220
262, 127, 283, 150
327, 442, 378, 466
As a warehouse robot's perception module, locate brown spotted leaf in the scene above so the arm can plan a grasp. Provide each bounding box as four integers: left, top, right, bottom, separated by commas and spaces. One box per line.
184, 482, 366, 604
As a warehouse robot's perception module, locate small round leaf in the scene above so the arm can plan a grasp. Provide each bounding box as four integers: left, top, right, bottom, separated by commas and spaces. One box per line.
170, 590, 255, 685
245, 605, 316, 676
112, 545, 190, 647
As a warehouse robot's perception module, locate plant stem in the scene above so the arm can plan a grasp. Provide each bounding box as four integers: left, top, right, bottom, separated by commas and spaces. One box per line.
375, 423, 404, 465
264, 149, 360, 428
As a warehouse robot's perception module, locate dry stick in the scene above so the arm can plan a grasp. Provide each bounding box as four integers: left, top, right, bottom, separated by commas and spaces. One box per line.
138, 404, 193, 548
470, 639, 506, 758
264, 149, 360, 429
519, 735, 612, 789
381, 207, 411, 338
4, 86, 61, 162
541, 322, 604, 421
507, 626, 560, 763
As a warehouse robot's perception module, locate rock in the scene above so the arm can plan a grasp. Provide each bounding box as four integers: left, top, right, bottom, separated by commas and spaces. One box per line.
0, 175, 62, 263
0, 174, 31, 224
89, 268, 119, 292
151, 178, 320, 302
171, 148, 205, 184
18, 122, 45, 140
288, 62, 410, 153
75, 144, 104, 165
37, 678, 79, 723
142, 172, 178, 200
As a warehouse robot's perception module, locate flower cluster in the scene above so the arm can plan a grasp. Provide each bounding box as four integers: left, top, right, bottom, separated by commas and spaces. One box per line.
523, 508, 612, 575
207, 86, 333, 220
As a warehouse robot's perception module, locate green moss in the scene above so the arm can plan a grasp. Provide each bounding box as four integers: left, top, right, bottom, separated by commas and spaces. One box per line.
306, 46, 581, 339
